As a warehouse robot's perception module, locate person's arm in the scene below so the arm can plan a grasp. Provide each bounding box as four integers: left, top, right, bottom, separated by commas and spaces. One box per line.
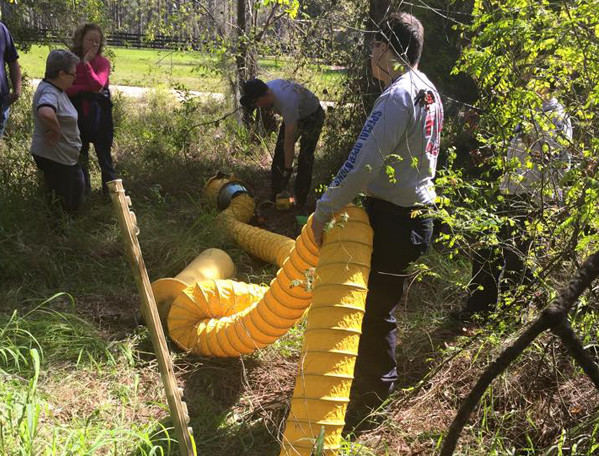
84, 56, 110, 92
6, 60, 21, 105
67, 57, 110, 96
312, 95, 410, 245
37, 106, 61, 146
3, 26, 20, 105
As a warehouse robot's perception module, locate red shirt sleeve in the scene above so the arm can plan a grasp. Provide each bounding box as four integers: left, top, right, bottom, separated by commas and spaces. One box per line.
66, 56, 111, 97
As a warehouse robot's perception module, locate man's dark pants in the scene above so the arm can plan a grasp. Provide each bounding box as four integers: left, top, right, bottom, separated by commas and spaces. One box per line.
33, 155, 85, 214
466, 195, 534, 314
350, 197, 433, 410
271, 105, 325, 206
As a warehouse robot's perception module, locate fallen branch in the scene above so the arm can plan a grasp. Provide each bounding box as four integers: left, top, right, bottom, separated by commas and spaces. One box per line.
441, 251, 599, 456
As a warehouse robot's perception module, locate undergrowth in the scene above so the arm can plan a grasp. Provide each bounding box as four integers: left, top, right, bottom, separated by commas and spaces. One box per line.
0, 81, 597, 455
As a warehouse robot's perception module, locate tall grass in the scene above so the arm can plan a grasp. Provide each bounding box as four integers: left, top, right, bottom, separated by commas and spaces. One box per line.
1, 80, 598, 455
0, 83, 288, 455
0, 294, 176, 455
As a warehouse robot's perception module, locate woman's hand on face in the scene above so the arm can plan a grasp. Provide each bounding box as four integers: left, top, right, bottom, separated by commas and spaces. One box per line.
83, 44, 99, 63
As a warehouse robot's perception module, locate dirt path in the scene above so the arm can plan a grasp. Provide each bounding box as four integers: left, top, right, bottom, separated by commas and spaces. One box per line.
30, 78, 225, 102
29, 79, 336, 107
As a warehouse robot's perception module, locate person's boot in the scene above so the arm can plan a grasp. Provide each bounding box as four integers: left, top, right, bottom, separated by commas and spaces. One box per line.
343, 391, 389, 436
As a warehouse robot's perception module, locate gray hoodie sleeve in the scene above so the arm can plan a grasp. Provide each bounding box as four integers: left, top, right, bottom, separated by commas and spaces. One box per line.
314, 91, 411, 224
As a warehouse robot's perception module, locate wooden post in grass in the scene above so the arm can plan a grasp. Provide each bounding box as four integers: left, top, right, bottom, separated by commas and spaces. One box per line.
107, 179, 196, 456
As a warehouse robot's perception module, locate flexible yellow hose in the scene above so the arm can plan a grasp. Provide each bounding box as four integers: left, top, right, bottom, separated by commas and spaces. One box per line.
218, 193, 296, 267
279, 206, 373, 456
151, 248, 235, 322
164, 176, 374, 455
168, 216, 319, 356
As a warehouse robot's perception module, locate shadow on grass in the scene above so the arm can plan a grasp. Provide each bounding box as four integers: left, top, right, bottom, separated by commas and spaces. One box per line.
131, 356, 284, 456
395, 320, 462, 389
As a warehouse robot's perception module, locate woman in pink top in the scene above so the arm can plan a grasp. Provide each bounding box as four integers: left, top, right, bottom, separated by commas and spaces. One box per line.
68, 23, 116, 195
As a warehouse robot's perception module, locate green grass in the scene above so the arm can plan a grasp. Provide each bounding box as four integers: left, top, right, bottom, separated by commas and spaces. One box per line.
18, 44, 345, 97
0, 294, 174, 455
0, 86, 306, 455
1, 82, 599, 455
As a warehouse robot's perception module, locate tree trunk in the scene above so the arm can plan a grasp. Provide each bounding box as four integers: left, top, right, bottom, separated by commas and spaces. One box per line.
235, 0, 256, 126
361, 0, 391, 110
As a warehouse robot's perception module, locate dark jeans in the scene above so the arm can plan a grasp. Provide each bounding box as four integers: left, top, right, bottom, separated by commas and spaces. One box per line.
351, 197, 434, 408
0, 104, 10, 137
76, 97, 116, 195
271, 105, 325, 206
33, 155, 85, 214
80, 137, 116, 195
466, 196, 534, 313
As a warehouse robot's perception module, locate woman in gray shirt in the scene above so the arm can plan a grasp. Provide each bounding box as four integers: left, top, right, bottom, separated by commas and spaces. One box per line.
31, 50, 83, 214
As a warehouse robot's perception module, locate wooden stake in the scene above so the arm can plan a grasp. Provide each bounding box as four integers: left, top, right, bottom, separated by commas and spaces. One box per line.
108, 179, 196, 456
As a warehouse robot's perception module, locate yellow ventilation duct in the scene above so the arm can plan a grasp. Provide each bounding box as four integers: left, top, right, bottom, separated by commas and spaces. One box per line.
167, 217, 319, 356
205, 174, 295, 267
164, 175, 373, 455
152, 248, 235, 322
218, 193, 295, 268
279, 206, 373, 456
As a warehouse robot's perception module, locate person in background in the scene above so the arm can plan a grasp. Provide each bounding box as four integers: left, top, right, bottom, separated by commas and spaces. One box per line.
0, 21, 21, 137
31, 50, 83, 214
455, 85, 572, 320
240, 78, 325, 209
68, 23, 115, 195
311, 13, 443, 428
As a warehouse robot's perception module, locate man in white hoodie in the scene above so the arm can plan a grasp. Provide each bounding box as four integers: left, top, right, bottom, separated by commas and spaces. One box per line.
312, 12, 444, 424
457, 87, 572, 319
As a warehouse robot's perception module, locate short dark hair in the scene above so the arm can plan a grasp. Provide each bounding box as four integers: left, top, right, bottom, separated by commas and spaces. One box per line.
45, 50, 80, 79
240, 78, 269, 109
71, 23, 105, 59
376, 12, 424, 67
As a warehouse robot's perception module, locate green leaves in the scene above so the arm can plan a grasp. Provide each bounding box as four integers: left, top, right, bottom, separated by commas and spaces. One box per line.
443, 0, 599, 310
260, 0, 300, 18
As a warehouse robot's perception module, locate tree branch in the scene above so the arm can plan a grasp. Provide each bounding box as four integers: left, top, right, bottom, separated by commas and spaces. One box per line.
440, 251, 599, 456
552, 319, 599, 390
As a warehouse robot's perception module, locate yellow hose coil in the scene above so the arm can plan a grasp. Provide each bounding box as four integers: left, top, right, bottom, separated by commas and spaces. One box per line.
151, 248, 235, 322
280, 206, 373, 456
167, 175, 374, 455
167, 215, 320, 356
218, 193, 295, 268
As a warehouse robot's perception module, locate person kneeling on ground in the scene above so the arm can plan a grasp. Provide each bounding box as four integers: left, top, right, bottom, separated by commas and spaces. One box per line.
31, 50, 84, 215
311, 13, 444, 430
240, 78, 325, 209
68, 23, 116, 196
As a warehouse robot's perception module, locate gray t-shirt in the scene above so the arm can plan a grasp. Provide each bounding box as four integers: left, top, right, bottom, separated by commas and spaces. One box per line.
31, 80, 81, 166
267, 79, 320, 124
